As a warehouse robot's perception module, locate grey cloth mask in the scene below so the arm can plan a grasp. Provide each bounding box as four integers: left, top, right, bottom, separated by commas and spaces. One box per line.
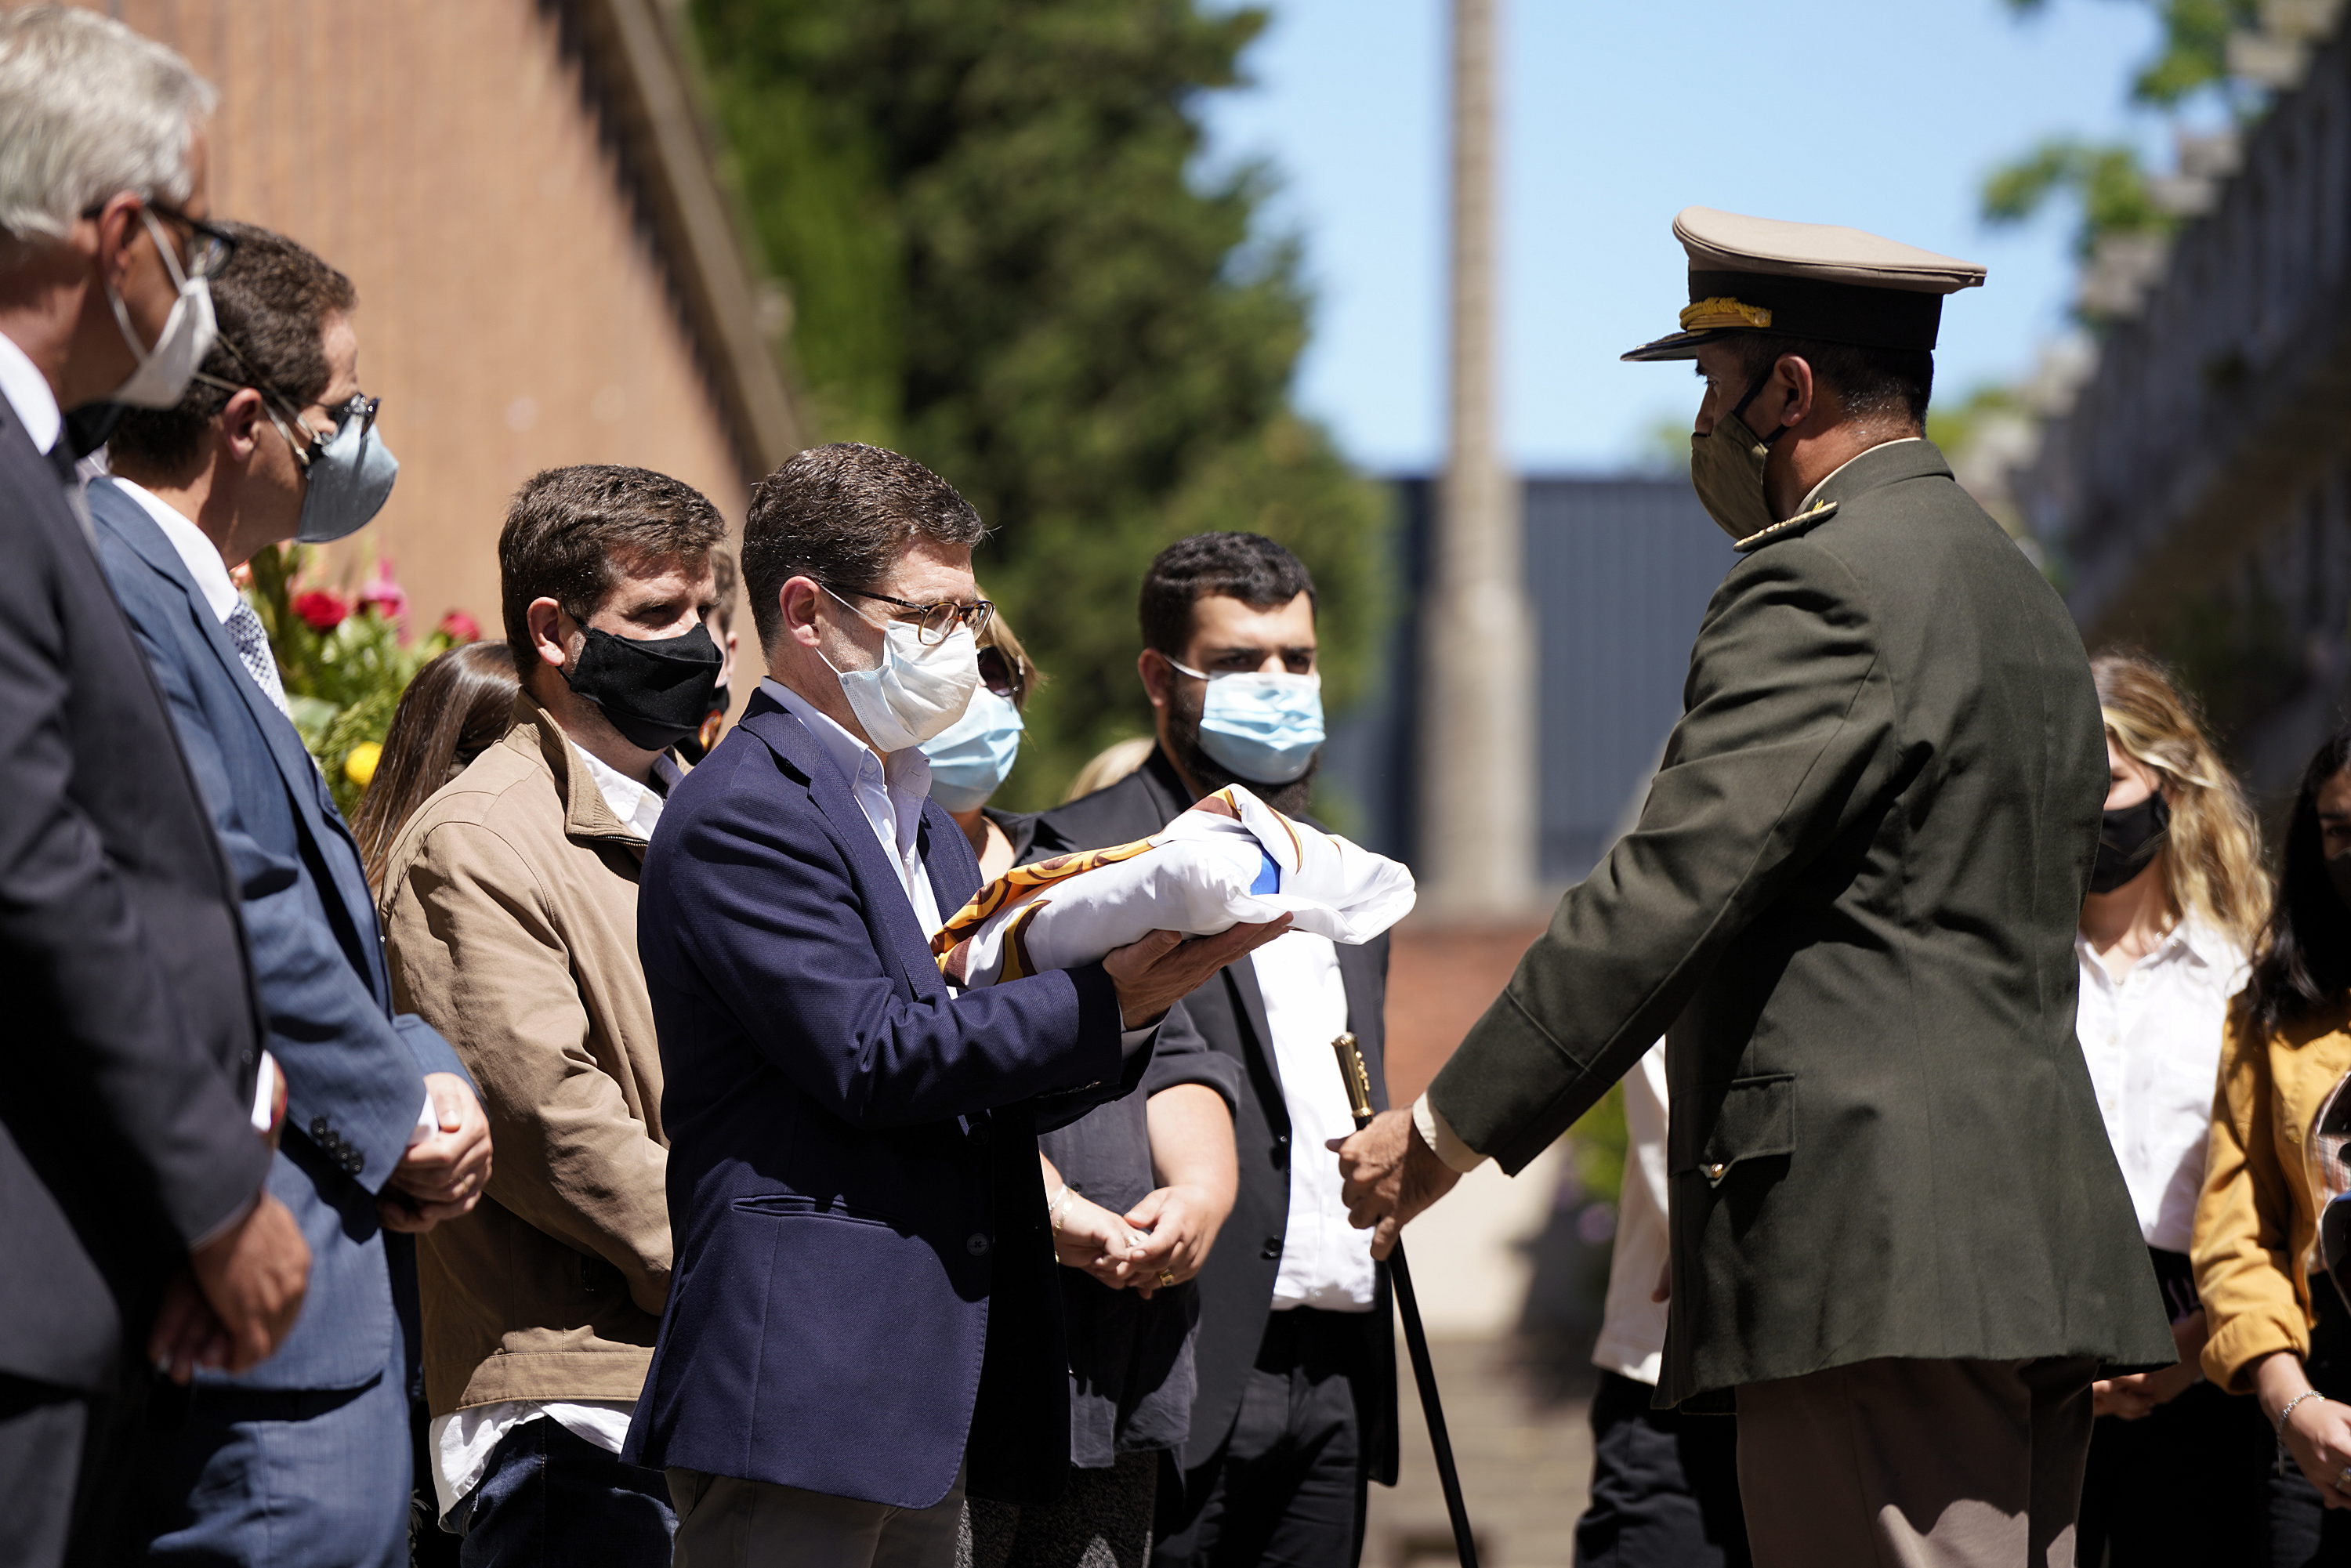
288, 397, 398, 543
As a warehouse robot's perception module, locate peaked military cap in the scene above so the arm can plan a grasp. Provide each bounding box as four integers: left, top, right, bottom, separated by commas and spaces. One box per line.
1622, 207, 1987, 363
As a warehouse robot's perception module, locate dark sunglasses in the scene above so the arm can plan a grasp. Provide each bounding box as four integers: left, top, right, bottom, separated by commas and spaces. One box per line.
977, 644, 1024, 701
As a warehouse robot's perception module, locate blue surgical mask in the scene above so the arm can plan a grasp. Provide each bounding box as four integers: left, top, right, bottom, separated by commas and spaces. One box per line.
1170, 658, 1324, 784
922, 686, 1024, 811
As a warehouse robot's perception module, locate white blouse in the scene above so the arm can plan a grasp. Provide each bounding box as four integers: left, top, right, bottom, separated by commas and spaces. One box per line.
2074, 918, 2248, 1255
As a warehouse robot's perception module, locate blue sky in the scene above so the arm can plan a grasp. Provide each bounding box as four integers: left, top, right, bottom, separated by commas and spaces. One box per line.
1197, 0, 2175, 475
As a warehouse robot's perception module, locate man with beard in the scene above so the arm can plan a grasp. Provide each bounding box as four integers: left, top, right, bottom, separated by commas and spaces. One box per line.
1029, 532, 1397, 1568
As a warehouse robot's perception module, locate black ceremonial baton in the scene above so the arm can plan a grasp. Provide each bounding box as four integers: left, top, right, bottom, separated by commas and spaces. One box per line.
1332, 1032, 1480, 1568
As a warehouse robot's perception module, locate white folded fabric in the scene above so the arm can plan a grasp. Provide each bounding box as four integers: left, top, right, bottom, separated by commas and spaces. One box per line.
933, 784, 1415, 987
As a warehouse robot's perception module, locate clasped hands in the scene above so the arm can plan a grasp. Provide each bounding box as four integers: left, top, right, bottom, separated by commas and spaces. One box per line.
1331, 1106, 1462, 1259
1052, 1183, 1223, 1300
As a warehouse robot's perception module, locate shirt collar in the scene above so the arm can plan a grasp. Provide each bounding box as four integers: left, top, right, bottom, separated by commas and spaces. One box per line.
1797, 436, 1925, 516
763, 676, 933, 843
110, 477, 245, 623
567, 739, 664, 840
0, 330, 63, 458
2075, 914, 2243, 975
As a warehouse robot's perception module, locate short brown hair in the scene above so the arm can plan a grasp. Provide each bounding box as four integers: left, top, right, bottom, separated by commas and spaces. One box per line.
498, 465, 727, 672
707, 543, 739, 634
109, 220, 356, 480
741, 443, 985, 650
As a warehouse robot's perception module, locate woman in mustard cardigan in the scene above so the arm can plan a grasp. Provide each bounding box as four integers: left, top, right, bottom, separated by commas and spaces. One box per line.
2197, 727, 2351, 1561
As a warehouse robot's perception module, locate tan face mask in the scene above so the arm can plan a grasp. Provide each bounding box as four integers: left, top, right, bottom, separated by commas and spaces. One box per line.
1689, 366, 1785, 541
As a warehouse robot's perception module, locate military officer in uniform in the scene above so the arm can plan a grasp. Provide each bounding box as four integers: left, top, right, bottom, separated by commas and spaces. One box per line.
1337, 208, 2173, 1567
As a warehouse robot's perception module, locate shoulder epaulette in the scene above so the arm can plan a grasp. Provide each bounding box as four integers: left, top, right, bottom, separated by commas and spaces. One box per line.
1733, 498, 1839, 552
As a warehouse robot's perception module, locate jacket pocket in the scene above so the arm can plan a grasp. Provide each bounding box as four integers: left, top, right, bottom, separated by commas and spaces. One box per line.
1683, 1073, 1795, 1188
729, 1193, 907, 1230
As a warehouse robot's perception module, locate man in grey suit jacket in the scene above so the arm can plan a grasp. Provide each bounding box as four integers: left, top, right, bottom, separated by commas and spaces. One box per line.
1341, 211, 2173, 1566
92, 221, 491, 1566
0, 13, 311, 1566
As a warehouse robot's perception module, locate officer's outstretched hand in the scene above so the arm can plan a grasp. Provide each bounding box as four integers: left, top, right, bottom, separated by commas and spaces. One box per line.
1333, 1109, 1461, 1260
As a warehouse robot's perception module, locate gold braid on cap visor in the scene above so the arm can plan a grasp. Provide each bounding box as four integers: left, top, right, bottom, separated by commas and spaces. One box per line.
1679, 296, 1775, 331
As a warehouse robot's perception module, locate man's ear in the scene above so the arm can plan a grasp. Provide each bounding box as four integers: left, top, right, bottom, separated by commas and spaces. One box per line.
1774, 353, 1818, 433
523, 598, 573, 672
1138, 647, 1175, 714
88, 194, 143, 291
778, 577, 824, 650
219, 388, 269, 465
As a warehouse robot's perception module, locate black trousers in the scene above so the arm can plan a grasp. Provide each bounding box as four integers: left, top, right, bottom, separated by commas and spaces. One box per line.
2076, 1377, 2269, 1566
2267, 1285, 2351, 1567
1574, 1371, 1749, 1568
1152, 1309, 1374, 1568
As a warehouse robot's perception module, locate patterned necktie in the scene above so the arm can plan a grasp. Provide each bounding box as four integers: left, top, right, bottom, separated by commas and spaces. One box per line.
225, 599, 292, 718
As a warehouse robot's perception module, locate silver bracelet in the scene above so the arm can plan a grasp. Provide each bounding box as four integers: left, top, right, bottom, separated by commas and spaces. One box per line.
1046, 1186, 1075, 1234
2277, 1389, 2328, 1439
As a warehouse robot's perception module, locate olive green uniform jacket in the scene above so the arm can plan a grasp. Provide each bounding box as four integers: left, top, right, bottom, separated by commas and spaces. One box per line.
1429, 438, 2173, 1405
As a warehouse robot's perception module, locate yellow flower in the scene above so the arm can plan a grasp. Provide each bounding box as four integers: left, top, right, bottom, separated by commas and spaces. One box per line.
344, 741, 382, 790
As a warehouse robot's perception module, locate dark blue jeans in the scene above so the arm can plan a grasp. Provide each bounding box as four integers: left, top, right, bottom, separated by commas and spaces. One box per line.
454, 1416, 675, 1568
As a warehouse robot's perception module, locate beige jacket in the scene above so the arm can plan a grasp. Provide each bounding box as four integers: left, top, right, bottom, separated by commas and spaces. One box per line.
379, 695, 669, 1414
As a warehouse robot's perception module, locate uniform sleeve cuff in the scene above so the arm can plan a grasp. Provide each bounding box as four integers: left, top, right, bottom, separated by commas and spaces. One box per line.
1415, 1093, 1488, 1173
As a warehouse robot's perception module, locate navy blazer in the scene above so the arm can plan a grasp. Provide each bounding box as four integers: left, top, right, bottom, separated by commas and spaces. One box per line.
0, 415, 267, 1393
90, 478, 466, 1392
626, 689, 1136, 1509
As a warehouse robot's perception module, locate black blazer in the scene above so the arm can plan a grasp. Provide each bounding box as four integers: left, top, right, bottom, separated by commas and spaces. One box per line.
1029, 748, 1398, 1483
0, 400, 269, 1391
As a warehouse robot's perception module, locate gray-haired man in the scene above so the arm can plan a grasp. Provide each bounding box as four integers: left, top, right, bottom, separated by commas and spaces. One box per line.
0, 9, 309, 1565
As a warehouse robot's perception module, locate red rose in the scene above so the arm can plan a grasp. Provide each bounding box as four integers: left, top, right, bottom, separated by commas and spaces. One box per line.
437, 609, 482, 643
291, 588, 350, 631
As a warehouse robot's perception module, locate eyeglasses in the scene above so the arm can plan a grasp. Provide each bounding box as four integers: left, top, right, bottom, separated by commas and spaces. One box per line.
194, 362, 380, 473
828, 585, 994, 646
977, 644, 1025, 701
82, 198, 238, 281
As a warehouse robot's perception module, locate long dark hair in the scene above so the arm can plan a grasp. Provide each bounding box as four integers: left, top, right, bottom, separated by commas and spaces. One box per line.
353, 641, 520, 893
2244, 727, 2351, 1035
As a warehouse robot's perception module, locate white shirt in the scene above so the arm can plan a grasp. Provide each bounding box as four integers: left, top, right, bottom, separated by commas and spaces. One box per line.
110, 478, 245, 621
427, 747, 669, 1519
2074, 918, 2249, 1254
1592, 1043, 1671, 1385
571, 740, 664, 841
1255, 929, 1378, 1313
0, 329, 63, 457
764, 676, 942, 935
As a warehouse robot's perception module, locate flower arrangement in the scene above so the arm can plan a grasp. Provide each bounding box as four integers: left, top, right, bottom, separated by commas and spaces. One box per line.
244, 545, 479, 817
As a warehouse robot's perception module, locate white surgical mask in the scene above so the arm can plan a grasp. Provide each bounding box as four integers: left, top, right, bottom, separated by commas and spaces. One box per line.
106, 207, 216, 410
821, 588, 980, 753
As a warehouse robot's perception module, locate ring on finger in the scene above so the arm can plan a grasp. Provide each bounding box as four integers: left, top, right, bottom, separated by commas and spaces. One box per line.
1158, 1270, 1177, 1288
2338, 1465, 2351, 1493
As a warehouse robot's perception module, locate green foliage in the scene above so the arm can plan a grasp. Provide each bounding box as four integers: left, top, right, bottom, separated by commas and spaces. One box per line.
1925, 382, 2024, 458
1980, 137, 2170, 256
1999, 0, 2259, 107
245, 546, 467, 817
690, 0, 1393, 806
1567, 1080, 1628, 1212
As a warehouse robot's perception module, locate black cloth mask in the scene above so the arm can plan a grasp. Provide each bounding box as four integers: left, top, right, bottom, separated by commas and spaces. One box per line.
2088, 793, 2170, 895
563, 623, 723, 753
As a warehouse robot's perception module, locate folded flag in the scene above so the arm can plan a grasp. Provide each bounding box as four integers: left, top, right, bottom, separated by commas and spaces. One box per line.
933, 784, 1416, 987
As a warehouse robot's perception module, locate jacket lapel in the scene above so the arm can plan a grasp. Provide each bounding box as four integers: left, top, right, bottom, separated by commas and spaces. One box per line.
739, 694, 946, 998
1333, 941, 1388, 1113
89, 483, 389, 1002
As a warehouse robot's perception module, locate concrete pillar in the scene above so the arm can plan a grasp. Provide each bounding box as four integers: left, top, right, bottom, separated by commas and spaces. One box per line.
1418, 0, 1538, 919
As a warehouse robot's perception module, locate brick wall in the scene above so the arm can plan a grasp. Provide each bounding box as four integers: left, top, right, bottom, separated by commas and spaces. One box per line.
1381, 916, 1549, 1104
89, 0, 752, 640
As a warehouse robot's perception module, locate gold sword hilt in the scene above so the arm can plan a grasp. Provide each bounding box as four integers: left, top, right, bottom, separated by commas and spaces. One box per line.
1331, 1031, 1375, 1131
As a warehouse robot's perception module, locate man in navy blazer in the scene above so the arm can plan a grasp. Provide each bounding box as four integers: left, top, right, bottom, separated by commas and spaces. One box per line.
628, 443, 1285, 1568
90, 223, 492, 1566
